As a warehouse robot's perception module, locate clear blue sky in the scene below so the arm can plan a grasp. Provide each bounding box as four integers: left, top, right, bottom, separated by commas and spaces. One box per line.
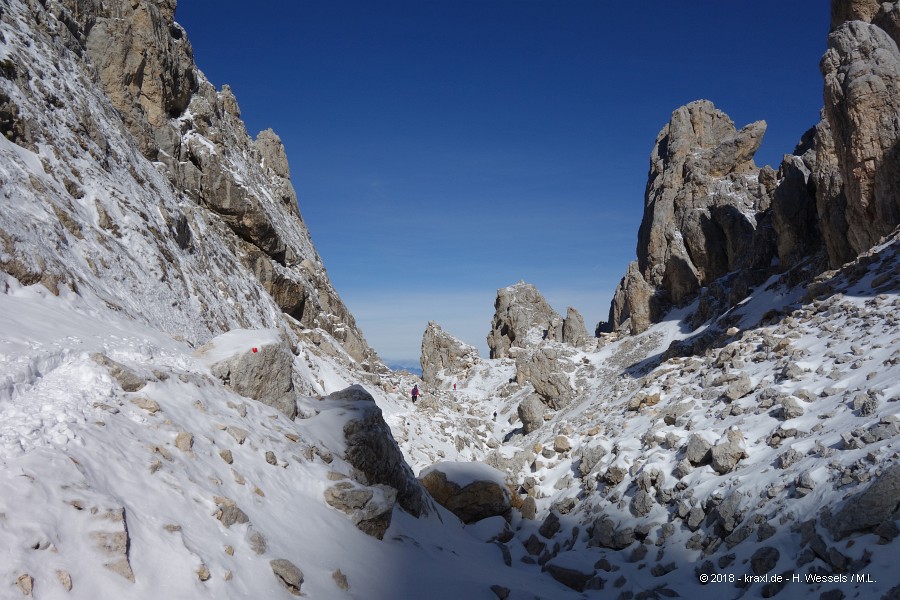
175, 1, 829, 364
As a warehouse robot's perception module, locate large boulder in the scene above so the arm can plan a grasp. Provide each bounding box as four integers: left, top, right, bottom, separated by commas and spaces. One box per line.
517, 394, 546, 434
419, 462, 511, 524
420, 321, 479, 386
331, 386, 430, 519
487, 282, 563, 358
710, 429, 747, 474
197, 329, 298, 419
607, 100, 773, 334
827, 464, 900, 539
514, 346, 576, 408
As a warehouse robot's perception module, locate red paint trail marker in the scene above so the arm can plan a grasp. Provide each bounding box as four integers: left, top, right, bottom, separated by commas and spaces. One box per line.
252, 347, 258, 353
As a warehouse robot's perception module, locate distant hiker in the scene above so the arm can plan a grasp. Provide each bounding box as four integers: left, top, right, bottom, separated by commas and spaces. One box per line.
411, 385, 420, 403
453, 383, 457, 391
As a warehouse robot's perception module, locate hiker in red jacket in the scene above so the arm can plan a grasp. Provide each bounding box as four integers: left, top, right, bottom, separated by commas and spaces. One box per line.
411, 385, 420, 403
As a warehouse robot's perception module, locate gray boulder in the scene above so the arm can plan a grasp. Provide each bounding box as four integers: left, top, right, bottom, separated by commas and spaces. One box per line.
710, 430, 747, 474
685, 434, 713, 466
589, 517, 635, 550
270, 559, 303, 596
723, 373, 753, 401
91, 353, 148, 392
517, 394, 546, 434
545, 559, 594, 592
780, 396, 805, 420
630, 490, 654, 517
521, 496, 537, 520
578, 441, 608, 478
420, 321, 479, 386
332, 386, 430, 518
750, 546, 779, 576
827, 464, 900, 539
209, 338, 297, 419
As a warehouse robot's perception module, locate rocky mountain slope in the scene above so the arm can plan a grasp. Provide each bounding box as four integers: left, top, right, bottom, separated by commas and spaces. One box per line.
409, 1, 900, 597
0, 0, 376, 366
418, 233, 899, 598
2, 0, 899, 599
0, 0, 579, 598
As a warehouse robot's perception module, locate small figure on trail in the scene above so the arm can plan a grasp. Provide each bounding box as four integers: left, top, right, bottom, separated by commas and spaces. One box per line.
453, 383, 457, 391
411, 384, 420, 403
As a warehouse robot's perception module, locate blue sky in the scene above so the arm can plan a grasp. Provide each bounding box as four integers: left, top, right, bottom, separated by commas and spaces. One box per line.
175, 1, 829, 364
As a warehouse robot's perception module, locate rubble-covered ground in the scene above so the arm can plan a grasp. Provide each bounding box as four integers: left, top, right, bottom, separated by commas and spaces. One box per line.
399, 233, 900, 598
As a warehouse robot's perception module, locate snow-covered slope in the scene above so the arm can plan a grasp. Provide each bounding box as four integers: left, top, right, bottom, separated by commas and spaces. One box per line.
415, 233, 900, 597
3, 0, 899, 598
0, 1, 581, 598
0, 275, 583, 599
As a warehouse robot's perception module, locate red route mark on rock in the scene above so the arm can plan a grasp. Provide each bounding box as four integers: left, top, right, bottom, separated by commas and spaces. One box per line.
251, 347, 258, 353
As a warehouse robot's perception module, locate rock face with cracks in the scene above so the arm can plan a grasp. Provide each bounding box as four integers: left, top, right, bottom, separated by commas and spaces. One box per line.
817, 10, 900, 266
607, 100, 772, 334
420, 321, 480, 386
487, 282, 564, 358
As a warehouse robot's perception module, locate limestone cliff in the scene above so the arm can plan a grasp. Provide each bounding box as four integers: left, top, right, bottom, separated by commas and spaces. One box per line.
608, 0, 900, 334
608, 101, 774, 334
420, 321, 480, 386
0, 0, 377, 365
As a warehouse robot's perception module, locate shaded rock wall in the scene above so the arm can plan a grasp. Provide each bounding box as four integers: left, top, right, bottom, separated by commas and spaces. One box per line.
818, 11, 900, 265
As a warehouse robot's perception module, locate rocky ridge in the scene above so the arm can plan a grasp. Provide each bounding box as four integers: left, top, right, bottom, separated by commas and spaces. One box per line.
0, 1, 581, 597
0, 0, 376, 366
606, 2, 900, 336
